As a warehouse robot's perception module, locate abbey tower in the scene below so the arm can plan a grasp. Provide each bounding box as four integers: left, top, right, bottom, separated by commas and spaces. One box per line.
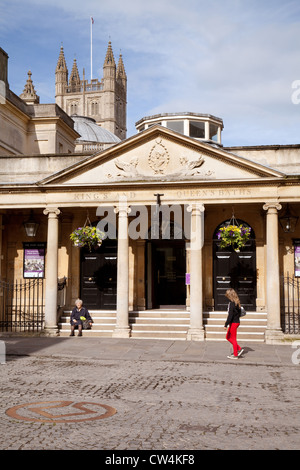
55, 41, 127, 140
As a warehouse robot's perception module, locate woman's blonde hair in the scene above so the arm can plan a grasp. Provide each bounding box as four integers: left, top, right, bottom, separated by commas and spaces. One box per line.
225, 288, 241, 307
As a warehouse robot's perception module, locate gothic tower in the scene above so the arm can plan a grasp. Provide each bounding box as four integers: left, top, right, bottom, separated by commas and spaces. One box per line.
55, 45, 68, 109
55, 41, 127, 140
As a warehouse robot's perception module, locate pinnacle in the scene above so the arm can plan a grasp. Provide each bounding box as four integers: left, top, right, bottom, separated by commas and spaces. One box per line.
56, 45, 68, 72
104, 41, 116, 67
117, 53, 126, 79
19, 70, 40, 104
69, 58, 80, 85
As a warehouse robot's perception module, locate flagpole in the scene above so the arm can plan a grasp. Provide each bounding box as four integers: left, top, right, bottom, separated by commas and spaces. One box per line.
90, 17, 93, 80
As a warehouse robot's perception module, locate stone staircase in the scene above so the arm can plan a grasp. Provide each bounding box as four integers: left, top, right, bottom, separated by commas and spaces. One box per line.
58, 309, 190, 340
130, 310, 189, 340
58, 310, 117, 337
204, 311, 267, 342
58, 309, 267, 342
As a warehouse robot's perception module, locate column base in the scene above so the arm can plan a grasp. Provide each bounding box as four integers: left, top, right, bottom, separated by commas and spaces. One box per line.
265, 328, 284, 344
112, 327, 131, 338
187, 327, 205, 341
43, 326, 59, 337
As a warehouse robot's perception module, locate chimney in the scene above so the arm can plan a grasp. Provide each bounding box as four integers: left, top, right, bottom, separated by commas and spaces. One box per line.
0, 48, 9, 103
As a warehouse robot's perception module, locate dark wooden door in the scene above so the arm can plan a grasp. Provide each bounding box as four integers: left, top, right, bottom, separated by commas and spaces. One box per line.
151, 241, 186, 307
80, 241, 117, 310
213, 237, 256, 311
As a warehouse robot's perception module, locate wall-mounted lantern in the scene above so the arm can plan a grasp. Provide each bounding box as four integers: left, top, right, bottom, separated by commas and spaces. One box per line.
279, 204, 299, 233
23, 211, 39, 237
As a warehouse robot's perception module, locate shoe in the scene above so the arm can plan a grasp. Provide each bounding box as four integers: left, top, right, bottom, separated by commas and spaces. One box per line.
69, 333, 74, 336
78, 332, 82, 336
238, 348, 244, 357
227, 354, 238, 360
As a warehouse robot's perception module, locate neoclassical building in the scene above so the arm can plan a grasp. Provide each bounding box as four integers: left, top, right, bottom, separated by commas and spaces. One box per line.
0, 47, 299, 344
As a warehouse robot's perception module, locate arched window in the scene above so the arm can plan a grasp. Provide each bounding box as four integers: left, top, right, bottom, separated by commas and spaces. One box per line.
91, 101, 98, 115
70, 102, 78, 115
213, 218, 255, 245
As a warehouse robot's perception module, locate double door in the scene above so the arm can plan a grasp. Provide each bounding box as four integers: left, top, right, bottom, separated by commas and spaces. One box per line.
80, 241, 117, 310
148, 241, 186, 308
213, 239, 256, 311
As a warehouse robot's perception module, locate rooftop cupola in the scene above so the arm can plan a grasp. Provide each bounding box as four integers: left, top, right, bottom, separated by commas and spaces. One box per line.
135, 112, 224, 146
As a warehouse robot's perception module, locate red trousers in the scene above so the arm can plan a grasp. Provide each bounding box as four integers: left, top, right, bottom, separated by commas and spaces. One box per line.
226, 323, 241, 357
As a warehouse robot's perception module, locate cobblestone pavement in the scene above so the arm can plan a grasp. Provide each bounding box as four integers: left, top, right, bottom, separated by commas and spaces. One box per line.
0, 337, 299, 451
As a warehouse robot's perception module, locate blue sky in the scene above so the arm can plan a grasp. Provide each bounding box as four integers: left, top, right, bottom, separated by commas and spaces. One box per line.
1, 0, 300, 146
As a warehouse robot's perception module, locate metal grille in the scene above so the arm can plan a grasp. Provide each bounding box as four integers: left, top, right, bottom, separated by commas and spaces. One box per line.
0, 278, 44, 332
280, 275, 300, 334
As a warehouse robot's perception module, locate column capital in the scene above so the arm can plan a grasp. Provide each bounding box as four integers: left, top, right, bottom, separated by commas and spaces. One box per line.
43, 207, 61, 217
187, 203, 205, 214
114, 204, 131, 216
263, 202, 282, 213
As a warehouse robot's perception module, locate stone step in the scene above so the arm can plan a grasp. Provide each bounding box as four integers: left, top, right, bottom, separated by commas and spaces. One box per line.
58, 309, 268, 341
130, 332, 188, 340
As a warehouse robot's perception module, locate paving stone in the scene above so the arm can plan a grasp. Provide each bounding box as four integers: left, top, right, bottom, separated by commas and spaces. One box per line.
0, 337, 299, 450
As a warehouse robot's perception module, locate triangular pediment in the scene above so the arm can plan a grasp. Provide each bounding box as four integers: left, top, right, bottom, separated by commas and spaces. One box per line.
40, 126, 284, 186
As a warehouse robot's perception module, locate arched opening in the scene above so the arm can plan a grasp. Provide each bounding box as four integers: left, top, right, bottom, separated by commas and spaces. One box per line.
213, 219, 256, 311
80, 239, 117, 310
146, 220, 186, 308
80, 219, 117, 310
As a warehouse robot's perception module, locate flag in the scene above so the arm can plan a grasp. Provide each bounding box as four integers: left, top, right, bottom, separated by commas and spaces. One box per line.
91, 17, 94, 24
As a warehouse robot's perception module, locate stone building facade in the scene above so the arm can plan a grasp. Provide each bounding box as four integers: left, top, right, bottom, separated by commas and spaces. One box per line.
0, 48, 79, 156
0, 47, 299, 344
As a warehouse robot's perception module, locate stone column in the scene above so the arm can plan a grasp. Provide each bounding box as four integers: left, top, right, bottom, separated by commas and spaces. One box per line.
113, 201, 131, 337
43, 207, 60, 335
263, 203, 284, 343
187, 203, 205, 341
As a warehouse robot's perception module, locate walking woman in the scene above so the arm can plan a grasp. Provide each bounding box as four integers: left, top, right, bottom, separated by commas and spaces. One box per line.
224, 288, 244, 360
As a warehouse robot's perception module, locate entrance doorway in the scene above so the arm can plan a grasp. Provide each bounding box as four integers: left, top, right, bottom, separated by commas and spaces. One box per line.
80, 241, 117, 310
147, 241, 186, 308
213, 220, 256, 311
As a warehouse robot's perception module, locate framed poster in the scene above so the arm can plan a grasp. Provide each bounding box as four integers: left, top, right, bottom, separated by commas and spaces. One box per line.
23, 242, 46, 278
294, 239, 300, 277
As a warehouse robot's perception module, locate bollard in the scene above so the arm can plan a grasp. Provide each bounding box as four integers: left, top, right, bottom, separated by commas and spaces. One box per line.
0, 340, 6, 364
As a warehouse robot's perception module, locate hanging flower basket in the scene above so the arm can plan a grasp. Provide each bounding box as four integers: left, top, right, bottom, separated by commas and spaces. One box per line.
70, 225, 105, 252
217, 223, 251, 252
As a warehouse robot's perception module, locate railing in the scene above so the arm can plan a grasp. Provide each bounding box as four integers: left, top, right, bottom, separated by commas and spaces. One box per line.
0, 278, 44, 332
65, 82, 103, 93
280, 274, 300, 334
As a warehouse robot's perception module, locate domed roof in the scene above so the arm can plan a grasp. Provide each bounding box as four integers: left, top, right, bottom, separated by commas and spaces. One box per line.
72, 115, 121, 144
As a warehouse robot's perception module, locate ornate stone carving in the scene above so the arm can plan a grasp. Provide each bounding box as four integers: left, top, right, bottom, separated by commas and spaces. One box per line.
180, 155, 204, 176
148, 139, 170, 174
115, 158, 138, 177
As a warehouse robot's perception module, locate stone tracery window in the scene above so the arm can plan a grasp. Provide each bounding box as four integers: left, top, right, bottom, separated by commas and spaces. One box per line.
91, 101, 98, 115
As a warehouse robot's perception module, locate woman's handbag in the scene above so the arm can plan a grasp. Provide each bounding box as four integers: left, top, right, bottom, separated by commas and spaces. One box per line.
240, 306, 246, 317
82, 319, 92, 330
80, 316, 93, 330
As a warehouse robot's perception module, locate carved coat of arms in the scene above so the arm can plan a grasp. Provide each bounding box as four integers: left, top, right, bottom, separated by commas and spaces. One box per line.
148, 139, 170, 174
